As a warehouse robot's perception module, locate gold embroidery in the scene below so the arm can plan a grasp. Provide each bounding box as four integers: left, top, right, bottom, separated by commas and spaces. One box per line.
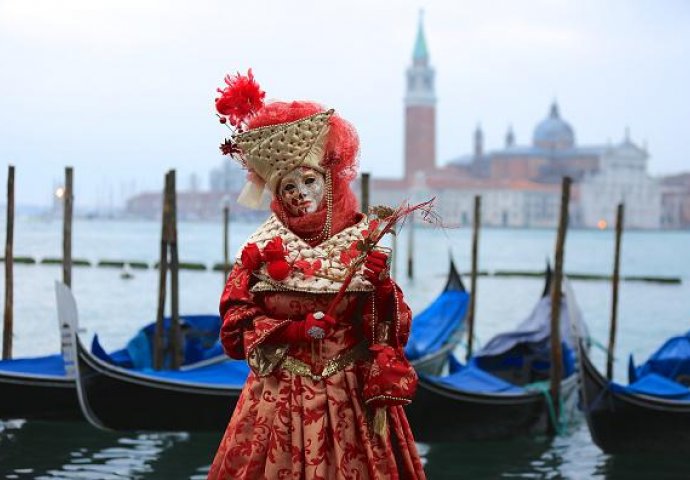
251, 276, 373, 294
248, 342, 290, 377
364, 394, 412, 406
281, 342, 369, 381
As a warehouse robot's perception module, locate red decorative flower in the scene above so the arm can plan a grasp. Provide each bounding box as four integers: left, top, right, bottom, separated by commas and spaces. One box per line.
263, 237, 286, 262
215, 69, 266, 127
240, 243, 263, 271
294, 259, 322, 278
267, 259, 290, 281
339, 240, 361, 266
361, 220, 379, 239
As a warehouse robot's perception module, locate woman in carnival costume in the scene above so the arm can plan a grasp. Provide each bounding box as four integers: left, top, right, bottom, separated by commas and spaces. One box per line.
208, 70, 427, 480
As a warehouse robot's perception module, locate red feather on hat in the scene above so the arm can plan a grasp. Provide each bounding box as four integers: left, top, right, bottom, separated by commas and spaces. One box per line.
215, 69, 266, 128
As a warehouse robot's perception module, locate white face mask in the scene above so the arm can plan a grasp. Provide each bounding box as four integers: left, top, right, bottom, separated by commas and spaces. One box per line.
278, 167, 325, 216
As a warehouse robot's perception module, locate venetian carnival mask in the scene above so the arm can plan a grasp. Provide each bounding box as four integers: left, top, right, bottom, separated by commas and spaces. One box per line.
279, 167, 325, 216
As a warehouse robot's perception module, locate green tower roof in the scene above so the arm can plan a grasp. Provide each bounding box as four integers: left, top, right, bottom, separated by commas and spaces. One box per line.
413, 11, 428, 61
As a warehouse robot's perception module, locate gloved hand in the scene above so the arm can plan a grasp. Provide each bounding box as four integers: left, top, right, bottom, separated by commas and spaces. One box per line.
303, 311, 337, 340
270, 311, 336, 343
364, 250, 391, 287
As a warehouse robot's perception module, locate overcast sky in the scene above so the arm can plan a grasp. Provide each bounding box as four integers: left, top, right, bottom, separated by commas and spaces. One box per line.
1, 0, 689, 208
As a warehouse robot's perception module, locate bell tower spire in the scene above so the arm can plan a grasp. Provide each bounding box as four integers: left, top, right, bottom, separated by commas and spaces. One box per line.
404, 10, 436, 179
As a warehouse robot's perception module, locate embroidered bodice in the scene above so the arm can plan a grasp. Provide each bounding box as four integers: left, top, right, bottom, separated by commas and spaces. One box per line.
237, 214, 375, 294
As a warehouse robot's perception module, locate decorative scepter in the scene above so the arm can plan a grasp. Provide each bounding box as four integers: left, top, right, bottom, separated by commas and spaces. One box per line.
325, 198, 438, 318
322, 199, 439, 435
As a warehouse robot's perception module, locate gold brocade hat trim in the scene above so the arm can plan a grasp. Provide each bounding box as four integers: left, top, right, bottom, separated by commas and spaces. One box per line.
234, 109, 334, 208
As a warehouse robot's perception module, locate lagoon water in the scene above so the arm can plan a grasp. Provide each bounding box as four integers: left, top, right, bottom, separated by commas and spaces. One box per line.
1, 217, 689, 479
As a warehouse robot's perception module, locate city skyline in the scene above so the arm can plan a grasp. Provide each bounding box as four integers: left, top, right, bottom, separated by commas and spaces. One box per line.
1, 0, 689, 208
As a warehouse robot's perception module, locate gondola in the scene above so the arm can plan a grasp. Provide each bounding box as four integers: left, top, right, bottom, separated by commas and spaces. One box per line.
0, 282, 223, 421
70, 259, 468, 432
74, 335, 248, 431
577, 329, 690, 453
405, 268, 588, 441
407, 259, 470, 376
60, 280, 248, 432
0, 354, 81, 421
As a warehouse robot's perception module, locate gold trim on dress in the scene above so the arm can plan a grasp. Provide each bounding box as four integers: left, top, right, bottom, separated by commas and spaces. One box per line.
281, 341, 369, 382
251, 276, 374, 294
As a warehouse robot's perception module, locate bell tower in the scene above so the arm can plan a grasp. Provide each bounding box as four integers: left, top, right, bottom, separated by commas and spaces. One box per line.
404, 11, 436, 179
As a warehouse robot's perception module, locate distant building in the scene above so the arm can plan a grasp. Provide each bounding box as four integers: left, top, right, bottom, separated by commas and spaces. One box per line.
209, 158, 247, 193
125, 15, 684, 229
125, 157, 262, 221
404, 16, 436, 178
660, 173, 690, 229
578, 133, 661, 229
366, 13, 665, 230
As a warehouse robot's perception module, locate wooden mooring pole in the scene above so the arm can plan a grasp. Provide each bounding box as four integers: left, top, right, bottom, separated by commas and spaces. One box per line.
2, 166, 14, 360
466, 195, 481, 361
607, 203, 625, 381
223, 204, 230, 281
549, 176, 571, 435
63, 167, 73, 287
154, 172, 171, 370
361, 172, 370, 214
168, 170, 182, 370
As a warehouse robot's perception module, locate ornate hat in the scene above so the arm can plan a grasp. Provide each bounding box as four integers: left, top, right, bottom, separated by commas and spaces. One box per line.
234, 109, 334, 207
215, 70, 334, 208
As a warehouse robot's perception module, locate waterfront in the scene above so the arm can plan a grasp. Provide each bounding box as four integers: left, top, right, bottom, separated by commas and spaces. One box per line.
1, 218, 690, 478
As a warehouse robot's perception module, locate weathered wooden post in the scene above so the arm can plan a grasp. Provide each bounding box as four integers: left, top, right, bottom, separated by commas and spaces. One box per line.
549, 176, 571, 435
63, 167, 73, 287
361, 172, 370, 214
223, 203, 230, 280
154, 172, 171, 370
168, 170, 182, 370
607, 203, 625, 381
466, 195, 481, 361
2, 166, 14, 360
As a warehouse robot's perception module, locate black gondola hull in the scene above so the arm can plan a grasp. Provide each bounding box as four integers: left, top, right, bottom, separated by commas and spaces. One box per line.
0, 372, 81, 420
411, 343, 455, 377
579, 342, 690, 453
75, 337, 242, 432
405, 374, 578, 441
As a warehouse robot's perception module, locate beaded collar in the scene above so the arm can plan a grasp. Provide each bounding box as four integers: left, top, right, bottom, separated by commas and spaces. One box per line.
238, 214, 374, 294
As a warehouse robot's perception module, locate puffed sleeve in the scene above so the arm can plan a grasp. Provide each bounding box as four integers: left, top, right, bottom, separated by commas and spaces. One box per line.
219, 264, 291, 373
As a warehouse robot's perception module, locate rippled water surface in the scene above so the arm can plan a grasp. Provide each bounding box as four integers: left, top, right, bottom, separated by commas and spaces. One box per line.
1, 218, 690, 478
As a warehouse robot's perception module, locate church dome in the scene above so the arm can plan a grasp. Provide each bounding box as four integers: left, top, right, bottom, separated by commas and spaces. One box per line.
533, 102, 575, 150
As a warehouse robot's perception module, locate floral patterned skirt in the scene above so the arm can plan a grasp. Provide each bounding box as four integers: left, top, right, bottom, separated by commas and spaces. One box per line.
208, 366, 426, 480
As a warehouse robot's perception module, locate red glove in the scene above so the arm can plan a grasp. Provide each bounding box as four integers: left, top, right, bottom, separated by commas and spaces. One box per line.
270, 311, 336, 343
364, 250, 391, 287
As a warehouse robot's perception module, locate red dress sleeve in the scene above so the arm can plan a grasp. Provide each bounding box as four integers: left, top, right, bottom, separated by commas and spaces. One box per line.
219, 263, 291, 360
363, 279, 412, 351
392, 282, 412, 349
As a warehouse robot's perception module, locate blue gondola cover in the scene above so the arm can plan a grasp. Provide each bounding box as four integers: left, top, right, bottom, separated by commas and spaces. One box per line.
0, 354, 67, 377
140, 360, 250, 386
405, 289, 469, 360
428, 356, 526, 394
611, 373, 690, 400
631, 333, 690, 384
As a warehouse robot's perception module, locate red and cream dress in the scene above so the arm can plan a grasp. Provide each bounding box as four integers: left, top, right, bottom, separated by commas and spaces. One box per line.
208, 214, 426, 480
